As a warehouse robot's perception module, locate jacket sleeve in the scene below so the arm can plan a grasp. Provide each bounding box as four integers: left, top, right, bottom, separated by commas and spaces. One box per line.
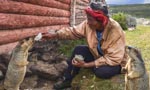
94, 27, 126, 67
55, 21, 87, 40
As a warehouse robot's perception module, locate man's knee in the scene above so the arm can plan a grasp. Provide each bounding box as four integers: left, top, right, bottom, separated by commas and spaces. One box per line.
94, 69, 112, 79
93, 66, 121, 79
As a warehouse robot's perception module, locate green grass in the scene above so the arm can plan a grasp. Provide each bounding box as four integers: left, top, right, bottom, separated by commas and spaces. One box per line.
59, 39, 86, 57
72, 69, 125, 90
59, 25, 150, 90
125, 26, 150, 70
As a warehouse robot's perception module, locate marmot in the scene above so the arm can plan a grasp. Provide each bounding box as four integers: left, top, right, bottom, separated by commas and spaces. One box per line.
4, 38, 34, 90
124, 46, 149, 90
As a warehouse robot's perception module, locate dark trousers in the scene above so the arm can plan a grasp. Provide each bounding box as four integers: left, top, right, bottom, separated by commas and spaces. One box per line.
64, 45, 121, 81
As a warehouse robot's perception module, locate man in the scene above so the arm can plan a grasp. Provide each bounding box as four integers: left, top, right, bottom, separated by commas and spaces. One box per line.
42, 2, 127, 90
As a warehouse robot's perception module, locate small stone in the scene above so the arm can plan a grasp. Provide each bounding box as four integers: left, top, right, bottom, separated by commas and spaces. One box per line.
54, 61, 68, 73
20, 75, 38, 90
41, 53, 51, 62
82, 76, 86, 79
26, 62, 35, 76
0, 70, 4, 80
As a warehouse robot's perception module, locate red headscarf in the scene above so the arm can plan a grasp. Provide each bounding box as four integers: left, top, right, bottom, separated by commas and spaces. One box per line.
85, 7, 109, 28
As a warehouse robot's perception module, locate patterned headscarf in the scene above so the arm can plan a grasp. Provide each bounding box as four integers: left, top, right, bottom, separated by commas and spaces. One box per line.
85, 2, 109, 28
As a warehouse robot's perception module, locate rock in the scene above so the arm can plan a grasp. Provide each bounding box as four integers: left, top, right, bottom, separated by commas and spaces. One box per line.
0, 70, 4, 80
26, 61, 36, 76
31, 40, 59, 53
33, 78, 54, 90
0, 54, 11, 66
41, 53, 52, 62
51, 54, 68, 64
20, 75, 38, 90
54, 61, 68, 73
30, 61, 60, 80
0, 80, 5, 90
28, 52, 38, 62
0, 54, 10, 77
0, 63, 7, 75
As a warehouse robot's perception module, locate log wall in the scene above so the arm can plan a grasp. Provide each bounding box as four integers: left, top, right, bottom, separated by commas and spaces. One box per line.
70, 0, 89, 26
0, 0, 89, 54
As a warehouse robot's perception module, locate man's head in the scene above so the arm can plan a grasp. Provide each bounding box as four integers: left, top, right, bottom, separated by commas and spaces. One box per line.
85, 2, 109, 30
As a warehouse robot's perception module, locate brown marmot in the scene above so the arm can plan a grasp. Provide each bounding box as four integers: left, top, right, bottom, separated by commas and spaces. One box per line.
124, 46, 149, 90
4, 38, 34, 90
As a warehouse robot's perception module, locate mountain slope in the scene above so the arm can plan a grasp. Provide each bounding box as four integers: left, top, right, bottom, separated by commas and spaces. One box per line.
110, 4, 150, 18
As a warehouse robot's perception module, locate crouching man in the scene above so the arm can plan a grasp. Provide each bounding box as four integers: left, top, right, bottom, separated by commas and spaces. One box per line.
42, 1, 127, 90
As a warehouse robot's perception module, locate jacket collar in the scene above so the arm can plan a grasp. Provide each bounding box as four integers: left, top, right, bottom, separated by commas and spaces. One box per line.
102, 18, 112, 40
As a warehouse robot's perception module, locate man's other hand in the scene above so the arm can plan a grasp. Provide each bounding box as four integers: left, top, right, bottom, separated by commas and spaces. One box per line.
72, 58, 86, 67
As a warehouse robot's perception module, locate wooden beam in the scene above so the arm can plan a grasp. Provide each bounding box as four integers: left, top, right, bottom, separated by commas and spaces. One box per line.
0, 25, 68, 45
0, 13, 69, 30
55, 0, 71, 5
10, 0, 70, 10
0, 0, 70, 17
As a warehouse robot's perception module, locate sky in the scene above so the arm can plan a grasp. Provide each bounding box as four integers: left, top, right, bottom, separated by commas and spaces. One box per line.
106, 0, 150, 4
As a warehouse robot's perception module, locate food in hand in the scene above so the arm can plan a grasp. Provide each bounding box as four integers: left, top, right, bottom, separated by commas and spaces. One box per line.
74, 55, 84, 61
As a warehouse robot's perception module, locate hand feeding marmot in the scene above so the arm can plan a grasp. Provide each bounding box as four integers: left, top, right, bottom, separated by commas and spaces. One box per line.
124, 46, 149, 90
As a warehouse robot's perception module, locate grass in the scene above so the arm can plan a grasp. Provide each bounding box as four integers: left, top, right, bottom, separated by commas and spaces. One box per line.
59, 25, 150, 90
72, 69, 125, 90
59, 39, 86, 57
125, 26, 150, 70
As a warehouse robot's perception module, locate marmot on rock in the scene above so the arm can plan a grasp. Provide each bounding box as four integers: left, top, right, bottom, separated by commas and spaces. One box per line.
124, 46, 149, 90
4, 38, 34, 90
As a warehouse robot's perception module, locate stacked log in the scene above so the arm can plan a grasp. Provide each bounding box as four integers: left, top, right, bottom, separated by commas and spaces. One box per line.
75, 0, 89, 25
0, 0, 70, 17
0, 25, 68, 45
0, 0, 90, 54
0, 42, 18, 54
55, 0, 71, 4
0, 0, 71, 54
0, 14, 69, 30
11, 0, 70, 10
70, 0, 89, 26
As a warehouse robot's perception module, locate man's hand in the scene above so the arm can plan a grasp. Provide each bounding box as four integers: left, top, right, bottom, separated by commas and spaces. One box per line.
72, 58, 86, 67
72, 58, 96, 68
42, 30, 58, 40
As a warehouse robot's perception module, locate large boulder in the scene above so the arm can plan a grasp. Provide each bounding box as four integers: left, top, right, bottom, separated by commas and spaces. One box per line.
0, 71, 4, 80
30, 61, 68, 80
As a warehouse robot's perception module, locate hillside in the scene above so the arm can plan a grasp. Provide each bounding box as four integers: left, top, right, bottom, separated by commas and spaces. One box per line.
110, 4, 150, 18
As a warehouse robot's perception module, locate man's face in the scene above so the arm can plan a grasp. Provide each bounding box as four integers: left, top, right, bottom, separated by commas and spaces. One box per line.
87, 14, 101, 30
